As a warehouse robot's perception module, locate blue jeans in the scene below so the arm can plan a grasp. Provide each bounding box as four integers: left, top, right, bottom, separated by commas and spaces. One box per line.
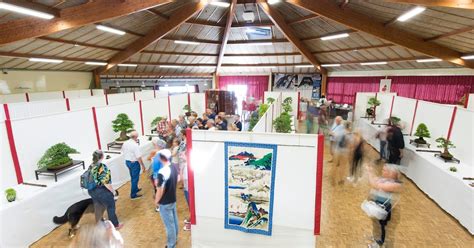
88, 186, 119, 227
184, 190, 189, 207
126, 160, 140, 198
380, 140, 387, 159
159, 202, 179, 248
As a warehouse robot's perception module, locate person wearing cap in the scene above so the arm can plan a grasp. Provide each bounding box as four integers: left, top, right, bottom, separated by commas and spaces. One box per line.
121, 130, 145, 200
88, 150, 123, 229
155, 149, 179, 248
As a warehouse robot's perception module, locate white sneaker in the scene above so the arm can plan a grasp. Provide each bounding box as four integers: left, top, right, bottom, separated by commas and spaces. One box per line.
346, 176, 354, 182
155, 206, 160, 212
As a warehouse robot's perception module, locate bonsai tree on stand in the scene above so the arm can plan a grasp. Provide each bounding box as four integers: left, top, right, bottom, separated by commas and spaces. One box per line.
414, 123, 431, 144
38, 143, 78, 170
266, 97, 275, 104
112, 113, 134, 142
366, 97, 381, 119
183, 104, 192, 117
436, 137, 456, 160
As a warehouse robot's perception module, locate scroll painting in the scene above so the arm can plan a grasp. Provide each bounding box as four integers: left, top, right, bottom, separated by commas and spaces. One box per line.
224, 142, 277, 236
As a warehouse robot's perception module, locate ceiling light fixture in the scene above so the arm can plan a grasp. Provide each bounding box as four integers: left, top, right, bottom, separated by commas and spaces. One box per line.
96, 25, 126, 35
85, 61, 107, 66
251, 42, 273, 46
160, 65, 182, 68
360, 61, 387, 65
295, 65, 313, 68
118, 64, 138, 67
321, 64, 341, 67
29, 58, 63, 63
0, 2, 54, 19
209, 1, 230, 8
174, 40, 201, 45
267, 0, 281, 4
320, 33, 349, 41
461, 55, 474, 60
396, 6, 426, 22
416, 58, 442, 63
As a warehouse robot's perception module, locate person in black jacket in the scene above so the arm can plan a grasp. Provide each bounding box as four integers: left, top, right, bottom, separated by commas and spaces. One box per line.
387, 125, 405, 164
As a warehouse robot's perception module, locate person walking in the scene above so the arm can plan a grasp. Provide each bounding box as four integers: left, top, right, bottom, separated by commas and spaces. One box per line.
121, 131, 145, 200
318, 105, 329, 135
88, 150, 123, 229
154, 149, 179, 248
387, 125, 405, 164
331, 120, 350, 185
329, 116, 345, 161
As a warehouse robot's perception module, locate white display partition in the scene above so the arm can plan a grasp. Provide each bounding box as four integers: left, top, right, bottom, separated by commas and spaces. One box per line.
0, 93, 27, 104
28, 91, 64, 101
68, 96, 107, 111
169, 93, 188, 120
281, 92, 299, 117
263, 91, 282, 103
391, 96, 417, 134
64, 89, 92, 99
94, 102, 141, 147
10, 109, 97, 182
299, 89, 312, 100
156, 90, 169, 98
448, 108, 473, 165
107, 92, 134, 105
0, 121, 17, 192
412, 101, 454, 143
141, 97, 170, 135
190, 93, 206, 115
375, 93, 396, 123
92, 89, 105, 96
135, 90, 155, 101
353, 92, 376, 121
7, 99, 67, 120
468, 94, 474, 111
252, 104, 274, 133
191, 130, 319, 247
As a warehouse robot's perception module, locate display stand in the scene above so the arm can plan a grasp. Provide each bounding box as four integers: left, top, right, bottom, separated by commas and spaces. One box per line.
410, 139, 431, 148
107, 140, 140, 150
434, 154, 460, 164
35, 160, 85, 182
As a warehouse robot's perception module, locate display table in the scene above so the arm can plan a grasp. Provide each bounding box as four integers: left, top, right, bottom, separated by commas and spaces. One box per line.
0, 137, 153, 248
357, 118, 474, 234
35, 160, 86, 182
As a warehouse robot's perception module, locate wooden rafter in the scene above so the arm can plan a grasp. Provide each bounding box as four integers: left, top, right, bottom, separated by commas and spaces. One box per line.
288, 14, 319, 25
146, 8, 170, 19
0, 0, 172, 45
38, 37, 122, 51
424, 25, 474, 41
287, 0, 474, 69
257, 1, 324, 73
225, 52, 301, 56
0, 0, 59, 17
99, 1, 207, 73
385, 0, 474, 9
217, 0, 238, 72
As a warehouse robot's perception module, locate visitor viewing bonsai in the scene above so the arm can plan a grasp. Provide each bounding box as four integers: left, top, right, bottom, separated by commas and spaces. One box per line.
414, 123, 431, 144
183, 104, 192, 117
5, 188, 16, 202
436, 137, 455, 160
112, 113, 134, 142
366, 97, 380, 118
37, 143, 78, 170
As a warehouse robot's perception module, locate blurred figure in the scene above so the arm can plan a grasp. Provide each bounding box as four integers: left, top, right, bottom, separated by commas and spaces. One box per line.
178, 130, 191, 231
170, 119, 181, 136
348, 131, 364, 183
178, 115, 187, 130
329, 116, 345, 161
170, 138, 180, 173
201, 113, 209, 126
156, 117, 169, 140
376, 124, 389, 161
206, 108, 216, 120
233, 114, 242, 131
318, 105, 329, 135
216, 116, 228, 130
299, 98, 308, 121
387, 125, 404, 165
121, 131, 145, 199
306, 101, 318, 134
331, 120, 350, 185
206, 119, 216, 130
149, 138, 167, 212
366, 162, 403, 248
187, 116, 197, 129
73, 221, 124, 248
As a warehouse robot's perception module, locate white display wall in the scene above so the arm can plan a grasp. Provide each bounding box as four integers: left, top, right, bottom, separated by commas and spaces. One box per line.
28, 91, 64, 101
169, 93, 188, 119
375, 93, 396, 123
92, 89, 105, 96
7, 99, 67, 120
412, 101, 454, 143
64, 89, 92, 99
68, 96, 107, 111
448, 108, 473, 165
468, 94, 474, 111
107, 92, 134, 105
391, 96, 417, 134
191, 130, 319, 247
0, 121, 16, 191
141, 97, 170, 135
95, 102, 141, 147
353, 92, 376, 120
0, 93, 27, 103
190, 93, 206, 115
135, 90, 155, 101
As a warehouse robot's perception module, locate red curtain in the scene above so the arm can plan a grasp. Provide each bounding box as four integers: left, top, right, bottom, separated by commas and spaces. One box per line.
218, 75, 269, 100
327, 77, 383, 104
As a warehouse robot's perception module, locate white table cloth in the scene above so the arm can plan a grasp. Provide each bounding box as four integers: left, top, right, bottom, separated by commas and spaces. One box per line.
357, 119, 474, 234
0, 138, 153, 248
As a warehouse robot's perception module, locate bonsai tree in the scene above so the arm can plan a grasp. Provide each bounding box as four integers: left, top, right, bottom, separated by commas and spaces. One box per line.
5, 188, 16, 202
389, 116, 401, 126
282, 97, 293, 113
414, 123, 431, 144
436, 137, 456, 160
266, 97, 275, 104
112, 113, 134, 142
38, 143, 78, 170
151, 116, 164, 128
183, 104, 192, 117
366, 97, 381, 118
273, 112, 292, 133
248, 114, 259, 131
258, 103, 270, 117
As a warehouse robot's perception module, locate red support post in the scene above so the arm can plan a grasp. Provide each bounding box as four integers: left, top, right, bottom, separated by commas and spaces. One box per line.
186, 128, 196, 225
92, 107, 102, 150
314, 134, 324, 235
62, 91, 66, 99
65, 98, 70, 111
167, 95, 172, 124
464, 93, 469, 108
133, 91, 136, 101
90, 89, 93, 96
447, 107, 458, 140
389, 95, 395, 117
297, 92, 301, 120
25, 92, 30, 102
409, 100, 419, 136
139, 100, 145, 136
105, 93, 109, 105
3, 104, 23, 184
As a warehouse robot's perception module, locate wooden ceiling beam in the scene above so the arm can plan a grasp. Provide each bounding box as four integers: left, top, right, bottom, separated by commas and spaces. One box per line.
320, 57, 427, 65
287, 0, 474, 69
146, 8, 170, 19
99, 1, 207, 73
257, 1, 324, 73
217, 0, 238, 72
424, 25, 474, 41
287, 14, 319, 25
384, 0, 474, 9
0, 0, 60, 17
227, 39, 288, 44
0, 0, 172, 45
38, 37, 122, 51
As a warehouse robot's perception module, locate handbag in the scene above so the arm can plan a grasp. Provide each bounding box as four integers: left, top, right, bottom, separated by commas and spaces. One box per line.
361, 199, 389, 220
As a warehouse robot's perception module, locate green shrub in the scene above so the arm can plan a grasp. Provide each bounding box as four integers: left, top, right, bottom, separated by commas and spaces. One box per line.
367, 97, 381, 107
38, 143, 78, 169
258, 104, 269, 117
415, 123, 431, 139
273, 112, 292, 133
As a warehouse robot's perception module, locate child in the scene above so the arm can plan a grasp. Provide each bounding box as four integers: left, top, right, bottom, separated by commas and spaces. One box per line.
171, 138, 180, 174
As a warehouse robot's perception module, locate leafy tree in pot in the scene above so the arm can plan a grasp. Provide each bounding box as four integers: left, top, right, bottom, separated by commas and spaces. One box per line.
366, 97, 381, 118
183, 104, 192, 117
37, 143, 78, 169
436, 137, 456, 160
266, 97, 275, 104
151, 116, 164, 128
112, 113, 134, 142
414, 123, 431, 144
273, 97, 294, 133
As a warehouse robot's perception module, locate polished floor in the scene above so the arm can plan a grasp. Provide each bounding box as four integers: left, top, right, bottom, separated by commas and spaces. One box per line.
32, 123, 473, 247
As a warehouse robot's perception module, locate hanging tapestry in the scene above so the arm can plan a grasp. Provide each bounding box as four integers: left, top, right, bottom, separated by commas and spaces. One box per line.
224, 142, 277, 236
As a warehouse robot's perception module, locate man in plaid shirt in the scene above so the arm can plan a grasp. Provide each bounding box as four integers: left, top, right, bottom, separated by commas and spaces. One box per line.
156, 118, 169, 139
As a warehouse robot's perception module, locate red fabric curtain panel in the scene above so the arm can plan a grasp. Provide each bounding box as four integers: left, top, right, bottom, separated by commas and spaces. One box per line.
218, 75, 269, 100
327, 77, 383, 104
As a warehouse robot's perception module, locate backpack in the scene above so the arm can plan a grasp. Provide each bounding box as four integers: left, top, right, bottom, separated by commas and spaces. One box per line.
80, 165, 97, 190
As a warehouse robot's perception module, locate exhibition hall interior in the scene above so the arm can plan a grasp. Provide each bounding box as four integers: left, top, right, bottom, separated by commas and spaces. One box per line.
0, 0, 473, 247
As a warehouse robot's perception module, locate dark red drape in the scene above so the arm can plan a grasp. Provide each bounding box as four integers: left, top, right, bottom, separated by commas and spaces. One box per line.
327, 76, 474, 104
218, 75, 269, 100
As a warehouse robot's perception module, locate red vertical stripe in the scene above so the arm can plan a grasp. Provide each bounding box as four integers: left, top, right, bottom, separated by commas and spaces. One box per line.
187, 93, 191, 112
62, 91, 66, 99
352, 93, 357, 121
409, 100, 419, 136
133, 91, 136, 101
297, 92, 301, 120
314, 134, 324, 235
3, 104, 23, 184
90, 89, 93, 96
139, 100, 144, 136
25, 92, 29, 102
447, 107, 457, 140
105, 93, 109, 105
92, 107, 102, 150
65, 98, 70, 111
167, 95, 172, 124
389, 95, 395, 117
186, 128, 196, 225
464, 93, 469, 108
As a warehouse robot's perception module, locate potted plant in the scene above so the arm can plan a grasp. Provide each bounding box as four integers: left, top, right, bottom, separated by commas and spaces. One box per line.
38, 143, 78, 170
151, 116, 164, 128
436, 137, 456, 160
449, 167, 457, 172
266, 97, 275, 104
282, 97, 293, 113
273, 112, 292, 133
389, 116, 401, 126
5, 188, 16, 202
183, 104, 192, 117
366, 97, 380, 118
414, 123, 431, 144
258, 103, 269, 117
112, 113, 134, 142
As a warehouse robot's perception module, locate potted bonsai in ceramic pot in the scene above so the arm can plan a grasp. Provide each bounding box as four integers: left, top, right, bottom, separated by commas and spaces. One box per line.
183, 105, 192, 117
38, 143, 78, 170
366, 97, 380, 118
112, 113, 134, 143
414, 123, 431, 145
5, 188, 16, 202
436, 137, 456, 160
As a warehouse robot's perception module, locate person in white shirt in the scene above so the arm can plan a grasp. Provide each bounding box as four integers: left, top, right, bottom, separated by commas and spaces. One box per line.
329, 116, 345, 161
121, 131, 145, 199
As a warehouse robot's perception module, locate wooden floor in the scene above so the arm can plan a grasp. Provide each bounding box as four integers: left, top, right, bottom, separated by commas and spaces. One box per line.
32, 123, 474, 247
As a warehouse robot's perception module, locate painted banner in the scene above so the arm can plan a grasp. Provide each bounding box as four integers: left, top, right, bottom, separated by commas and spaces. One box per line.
224, 142, 277, 236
